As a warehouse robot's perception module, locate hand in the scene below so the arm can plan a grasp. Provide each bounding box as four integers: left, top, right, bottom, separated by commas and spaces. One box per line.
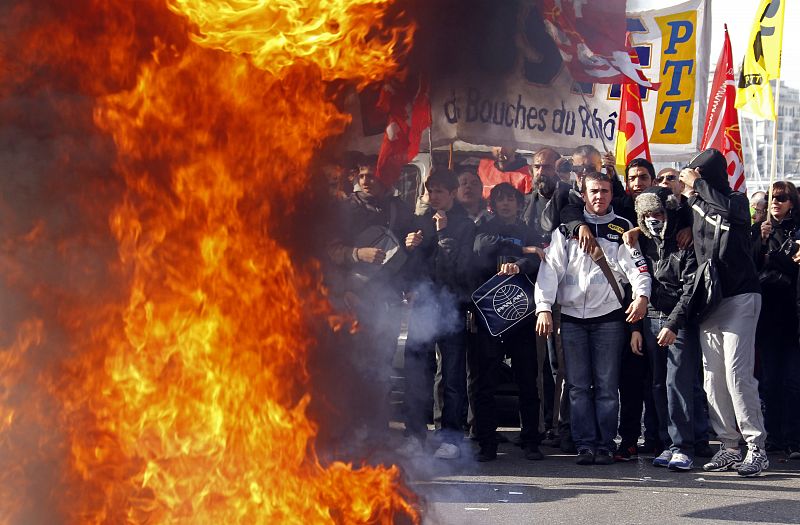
676, 226, 693, 250
536, 311, 553, 337
625, 295, 648, 323
622, 227, 641, 247
523, 246, 546, 260
679, 167, 700, 189
433, 211, 448, 231
630, 331, 643, 356
357, 247, 386, 264
793, 241, 800, 264
657, 327, 677, 347
498, 262, 520, 275
601, 151, 616, 169
405, 230, 423, 250
578, 224, 597, 254
761, 221, 773, 242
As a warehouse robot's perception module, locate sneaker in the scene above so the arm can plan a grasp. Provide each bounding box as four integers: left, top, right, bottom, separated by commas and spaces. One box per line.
653, 449, 672, 467
703, 446, 743, 472
576, 448, 595, 465
614, 443, 639, 462
475, 446, 497, 462
668, 452, 694, 471
433, 442, 460, 460
737, 445, 769, 477
524, 444, 544, 461
786, 445, 800, 460
594, 449, 614, 465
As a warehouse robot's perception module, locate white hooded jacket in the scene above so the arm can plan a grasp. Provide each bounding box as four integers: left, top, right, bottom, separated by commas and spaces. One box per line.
534, 208, 651, 319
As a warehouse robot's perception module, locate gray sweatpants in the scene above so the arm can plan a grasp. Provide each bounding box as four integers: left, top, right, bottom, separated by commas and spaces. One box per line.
699, 292, 766, 449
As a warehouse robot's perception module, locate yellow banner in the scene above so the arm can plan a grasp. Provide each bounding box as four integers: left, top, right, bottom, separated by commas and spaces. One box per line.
651, 11, 696, 144
735, 0, 785, 120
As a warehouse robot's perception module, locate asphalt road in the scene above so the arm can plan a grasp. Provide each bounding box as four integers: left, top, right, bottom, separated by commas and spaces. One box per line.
393, 430, 800, 525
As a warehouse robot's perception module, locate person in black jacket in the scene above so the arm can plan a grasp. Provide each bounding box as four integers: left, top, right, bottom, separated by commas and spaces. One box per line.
752, 181, 800, 460
403, 169, 476, 460
628, 187, 711, 471
471, 183, 543, 462
661, 148, 768, 477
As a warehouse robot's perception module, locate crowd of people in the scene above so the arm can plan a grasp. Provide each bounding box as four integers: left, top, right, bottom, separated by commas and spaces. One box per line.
323, 144, 800, 477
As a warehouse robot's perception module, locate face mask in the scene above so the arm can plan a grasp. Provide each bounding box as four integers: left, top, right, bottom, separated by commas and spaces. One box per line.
645, 217, 664, 237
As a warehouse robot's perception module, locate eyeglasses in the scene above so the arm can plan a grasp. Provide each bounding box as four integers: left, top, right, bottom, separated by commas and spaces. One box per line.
772, 193, 790, 203
656, 175, 677, 183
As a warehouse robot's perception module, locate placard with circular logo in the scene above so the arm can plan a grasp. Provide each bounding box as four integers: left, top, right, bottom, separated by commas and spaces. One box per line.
472, 273, 536, 336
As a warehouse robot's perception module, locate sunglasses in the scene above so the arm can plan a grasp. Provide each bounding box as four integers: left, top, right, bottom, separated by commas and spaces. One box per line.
572, 166, 590, 174
772, 193, 790, 203
656, 175, 677, 183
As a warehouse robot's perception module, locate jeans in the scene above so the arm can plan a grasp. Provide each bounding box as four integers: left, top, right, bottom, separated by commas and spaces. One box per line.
643, 316, 709, 457
404, 299, 467, 445
473, 319, 540, 449
561, 320, 625, 452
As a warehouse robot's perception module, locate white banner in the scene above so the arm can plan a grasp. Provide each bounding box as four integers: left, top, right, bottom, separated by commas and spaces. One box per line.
429, 0, 711, 162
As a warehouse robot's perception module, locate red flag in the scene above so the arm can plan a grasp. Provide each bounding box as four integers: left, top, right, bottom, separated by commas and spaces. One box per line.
375, 76, 431, 187
701, 25, 745, 192
615, 35, 652, 172
541, 0, 659, 89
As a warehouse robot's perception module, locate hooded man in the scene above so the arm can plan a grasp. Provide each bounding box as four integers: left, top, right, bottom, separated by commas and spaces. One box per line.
663, 148, 768, 477
629, 187, 711, 471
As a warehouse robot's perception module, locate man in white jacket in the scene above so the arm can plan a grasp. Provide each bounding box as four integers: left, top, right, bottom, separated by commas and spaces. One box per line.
535, 171, 651, 465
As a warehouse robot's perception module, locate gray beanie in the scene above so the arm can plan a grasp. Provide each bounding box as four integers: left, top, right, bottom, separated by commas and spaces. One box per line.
635, 186, 679, 238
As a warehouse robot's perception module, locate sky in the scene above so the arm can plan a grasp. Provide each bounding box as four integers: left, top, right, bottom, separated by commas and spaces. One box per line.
710, 0, 799, 89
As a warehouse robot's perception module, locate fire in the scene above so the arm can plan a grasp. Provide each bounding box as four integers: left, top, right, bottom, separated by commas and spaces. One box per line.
0, 0, 418, 523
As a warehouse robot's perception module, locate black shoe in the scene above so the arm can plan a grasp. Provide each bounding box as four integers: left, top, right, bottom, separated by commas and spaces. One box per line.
541, 430, 561, 448
576, 448, 595, 465
786, 444, 800, 460
594, 449, 614, 465
694, 443, 716, 458
560, 436, 577, 454
524, 444, 544, 461
614, 443, 638, 462
475, 446, 497, 462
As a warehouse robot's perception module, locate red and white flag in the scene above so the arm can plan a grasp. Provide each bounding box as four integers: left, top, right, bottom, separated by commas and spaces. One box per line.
541, 0, 660, 89
702, 25, 745, 192
615, 35, 652, 171
375, 76, 431, 187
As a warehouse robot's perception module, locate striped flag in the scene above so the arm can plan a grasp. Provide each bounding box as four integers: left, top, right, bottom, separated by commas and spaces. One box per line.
702, 25, 745, 192
615, 35, 653, 174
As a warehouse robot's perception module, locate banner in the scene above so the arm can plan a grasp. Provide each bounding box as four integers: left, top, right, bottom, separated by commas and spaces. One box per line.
702, 26, 745, 192
734, 0, 785, 120
428, 0, 710, 162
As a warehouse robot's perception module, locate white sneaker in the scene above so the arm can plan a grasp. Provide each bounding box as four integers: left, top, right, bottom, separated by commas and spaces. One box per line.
397, 436, 424, 457
433, 442, 461, 459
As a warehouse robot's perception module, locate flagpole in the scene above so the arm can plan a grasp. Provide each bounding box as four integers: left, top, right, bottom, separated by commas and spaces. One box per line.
768, 79, 782, 202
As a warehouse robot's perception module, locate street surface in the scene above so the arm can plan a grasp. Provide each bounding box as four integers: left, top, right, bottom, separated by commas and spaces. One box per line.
394, 429, 800, 525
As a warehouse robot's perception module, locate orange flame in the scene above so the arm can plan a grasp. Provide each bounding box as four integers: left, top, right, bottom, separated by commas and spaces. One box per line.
0, 0, 418, 523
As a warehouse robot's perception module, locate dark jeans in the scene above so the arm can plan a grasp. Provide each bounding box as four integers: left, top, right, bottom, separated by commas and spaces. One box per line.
756, 293, 800, 448
473, 319, 540, 450
562, 320, 625, 452
404, 302, 467, 445
618, 326, 648, 446
643, 316, 709, 457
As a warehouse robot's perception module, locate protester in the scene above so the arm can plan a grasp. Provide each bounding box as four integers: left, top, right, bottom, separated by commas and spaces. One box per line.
402, 169, 476, 460
535, 171, 651, 465
477, 145, 532, 199
660, 148, 768, 477
655, 168, 682, 198
629, 187, 711, 471
523, 147, 572, 452
457, 168, 491, 225
750, 190, 767, 224
472, 183, 543, 462
752, 181, 800, 460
